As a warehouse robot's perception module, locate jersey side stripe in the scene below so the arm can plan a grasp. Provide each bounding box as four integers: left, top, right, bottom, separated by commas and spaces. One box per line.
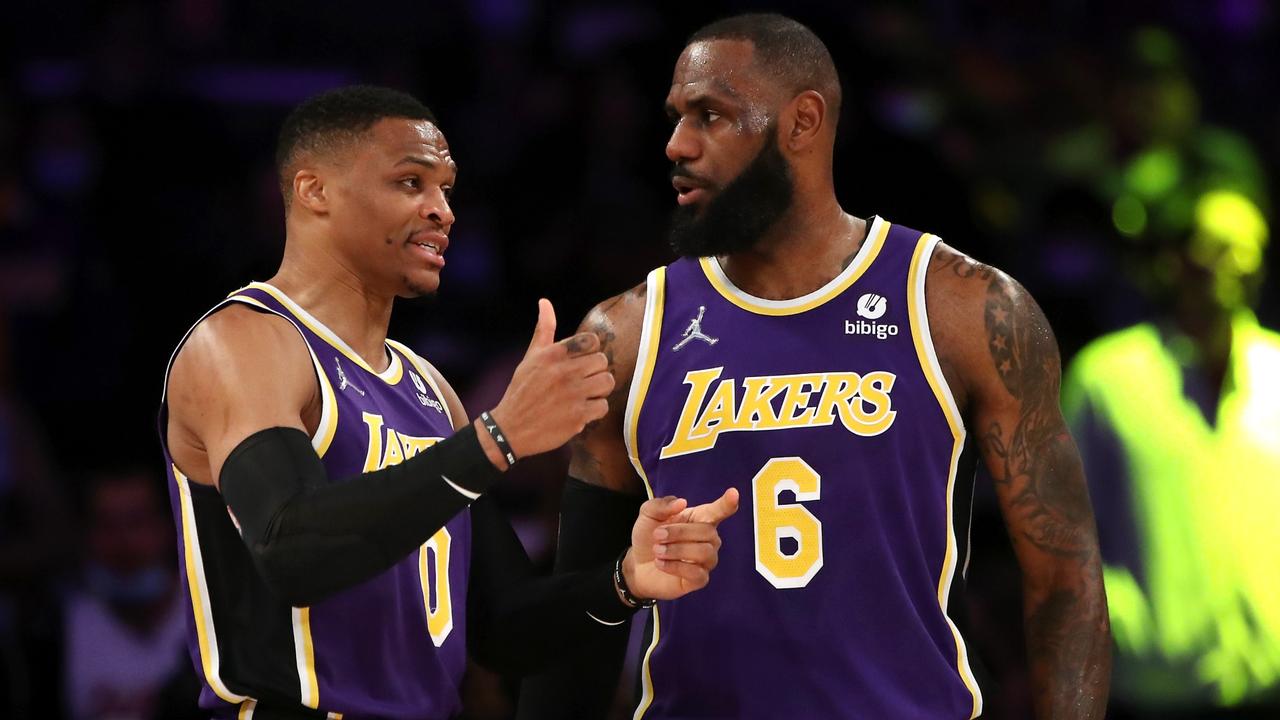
175, 468, 248, 705
907, 233, 983, 718
624, 267, 666, 719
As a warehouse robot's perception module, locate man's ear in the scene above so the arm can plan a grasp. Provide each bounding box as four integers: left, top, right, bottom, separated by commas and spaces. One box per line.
292, 167, 329, 215
784, 90, 828, 152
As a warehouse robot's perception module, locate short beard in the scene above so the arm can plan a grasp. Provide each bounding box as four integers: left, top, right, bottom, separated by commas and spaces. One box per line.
400, 274, 439, 300
668, 129, 794, 258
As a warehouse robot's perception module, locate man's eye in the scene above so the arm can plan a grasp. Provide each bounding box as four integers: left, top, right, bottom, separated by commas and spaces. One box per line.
443, 187, 454, 199
400, 178, 420, 189
704, 111, 721, 124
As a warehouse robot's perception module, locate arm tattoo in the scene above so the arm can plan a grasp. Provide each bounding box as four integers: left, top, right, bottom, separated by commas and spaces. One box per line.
980, 277, 1092, 559
978, 275, 1110, 719
932, 248, 995, 281
568, 290, 642, 488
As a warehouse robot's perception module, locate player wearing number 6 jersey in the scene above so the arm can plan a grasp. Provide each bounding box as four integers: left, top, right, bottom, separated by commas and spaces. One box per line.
161, 86, 737, 720
519, 13, 1110, 720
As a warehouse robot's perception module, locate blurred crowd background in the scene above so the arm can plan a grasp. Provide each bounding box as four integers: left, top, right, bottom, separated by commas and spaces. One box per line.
1, 0, 1277, 718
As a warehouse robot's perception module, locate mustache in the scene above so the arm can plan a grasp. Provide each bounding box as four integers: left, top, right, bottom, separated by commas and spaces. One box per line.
670, 165, 710, 186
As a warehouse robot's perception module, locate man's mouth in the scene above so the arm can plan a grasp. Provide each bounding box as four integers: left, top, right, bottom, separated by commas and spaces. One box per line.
408, 231, 448, 267
672, 176, 710, 206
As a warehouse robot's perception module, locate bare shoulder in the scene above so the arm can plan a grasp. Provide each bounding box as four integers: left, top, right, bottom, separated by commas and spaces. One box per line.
167, 303, 316, 486
924, 241, 1060, 413
577, 281, 649, 392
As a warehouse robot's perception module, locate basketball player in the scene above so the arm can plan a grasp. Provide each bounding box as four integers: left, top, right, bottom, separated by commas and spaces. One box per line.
160, 86, 737, 720
520, 14, 1110, 720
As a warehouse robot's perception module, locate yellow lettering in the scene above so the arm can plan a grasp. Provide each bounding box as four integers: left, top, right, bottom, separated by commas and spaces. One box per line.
362, 412, 385, 472
661, 367, 725, 458
400, 435, 439, 460
775, 374, 824, 427
661, 368, 898, 458
847, 371, 897, 436
816, 373, 861, 428
381, 428, 406, 467
690, 379, 737, 440
735, 376, 784, 429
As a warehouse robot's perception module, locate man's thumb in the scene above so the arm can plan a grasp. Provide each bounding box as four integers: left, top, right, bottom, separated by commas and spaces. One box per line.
528, 298, 556, 351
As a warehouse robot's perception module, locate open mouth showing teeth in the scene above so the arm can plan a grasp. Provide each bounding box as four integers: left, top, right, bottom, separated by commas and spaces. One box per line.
416, 242, 440, 253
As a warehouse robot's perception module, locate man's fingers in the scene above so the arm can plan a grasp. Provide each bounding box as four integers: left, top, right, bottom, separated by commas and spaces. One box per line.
653, 541, 718, 569
583, 370, 615, 399
654, 558, 709, 587
585, 398, 609, 423
561, 332, 601, 357
639, 496, 688, 523
653, 523, 720, 547
691, 488, 740, 525
569, 351, 609, 377
527, 299, 557, 351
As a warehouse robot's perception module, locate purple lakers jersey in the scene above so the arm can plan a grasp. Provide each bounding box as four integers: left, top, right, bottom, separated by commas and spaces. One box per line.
159, 282, 470, 720
627, 217, 983, 719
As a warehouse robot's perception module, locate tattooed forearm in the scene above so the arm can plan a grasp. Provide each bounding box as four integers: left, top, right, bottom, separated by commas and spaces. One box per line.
1025, 588, 1111, 719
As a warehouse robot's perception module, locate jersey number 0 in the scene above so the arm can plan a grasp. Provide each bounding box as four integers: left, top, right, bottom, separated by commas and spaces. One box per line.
419, 527, 453, 646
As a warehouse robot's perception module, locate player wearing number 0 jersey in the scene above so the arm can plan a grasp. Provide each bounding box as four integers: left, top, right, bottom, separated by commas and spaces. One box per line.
627, 217, 981, 718
517, 13, 1110, 720
161, 283, 469, 719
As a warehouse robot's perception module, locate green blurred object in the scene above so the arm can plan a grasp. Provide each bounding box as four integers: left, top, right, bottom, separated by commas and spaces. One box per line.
1063, 313, 1280, 709
1113, 194, 1148, 237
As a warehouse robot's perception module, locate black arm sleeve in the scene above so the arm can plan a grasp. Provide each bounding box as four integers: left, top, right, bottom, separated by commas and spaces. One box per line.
219, 424, 501, 607
466, 481, 642, 676
514, 479, 644, 718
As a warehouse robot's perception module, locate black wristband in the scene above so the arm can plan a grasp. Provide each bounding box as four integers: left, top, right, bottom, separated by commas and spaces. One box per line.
613, 550, 655, 608
479, 411, 517, 468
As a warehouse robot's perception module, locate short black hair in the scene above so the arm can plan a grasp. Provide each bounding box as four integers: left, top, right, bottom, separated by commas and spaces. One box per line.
275, 85, 437, 202
689, 13, 841, 122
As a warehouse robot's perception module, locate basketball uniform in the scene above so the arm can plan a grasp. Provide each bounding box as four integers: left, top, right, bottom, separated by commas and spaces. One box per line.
626, 217, 984, 719
158, 282, 469, 720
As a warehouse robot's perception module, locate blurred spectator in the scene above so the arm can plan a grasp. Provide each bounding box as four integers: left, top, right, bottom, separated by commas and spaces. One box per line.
62, 471, 187, 720
1063, 188, 1280, 718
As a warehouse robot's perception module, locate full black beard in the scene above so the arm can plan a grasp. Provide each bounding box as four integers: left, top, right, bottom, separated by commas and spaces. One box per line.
668, 131, 795, 258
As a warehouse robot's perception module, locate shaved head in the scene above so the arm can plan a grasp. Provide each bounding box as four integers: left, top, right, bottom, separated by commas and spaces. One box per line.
688, 13, 841, 123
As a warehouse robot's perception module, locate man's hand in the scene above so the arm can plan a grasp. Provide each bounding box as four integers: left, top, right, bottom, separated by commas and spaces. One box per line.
487, 299, 615, 462
622, 489, 740, 600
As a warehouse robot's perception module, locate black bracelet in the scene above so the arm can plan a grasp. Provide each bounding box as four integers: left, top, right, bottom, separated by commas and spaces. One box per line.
613, 550, 655, 608
478, 411, 517, 468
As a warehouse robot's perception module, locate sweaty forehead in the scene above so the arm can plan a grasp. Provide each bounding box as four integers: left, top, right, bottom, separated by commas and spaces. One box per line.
669, 39, 767, 106
369, 118, 455, 169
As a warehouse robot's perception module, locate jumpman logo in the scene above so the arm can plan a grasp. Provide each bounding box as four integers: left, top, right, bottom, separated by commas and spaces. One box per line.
673, 306, 719, 351
335, 358, 366, 396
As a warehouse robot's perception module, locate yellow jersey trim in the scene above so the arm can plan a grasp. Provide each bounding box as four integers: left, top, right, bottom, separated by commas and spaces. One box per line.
624, 267, 666, 498
293, 607, 320, 708
239, 282, 404, 385
237, 699, 256, 719
632, 605, 662, 720
385, 339, 457, 429
624, 267, 666, 718
226, 295, 338, 458
906, 234, 983, 718
175, 467, 248, 705
698, 216, 889, 316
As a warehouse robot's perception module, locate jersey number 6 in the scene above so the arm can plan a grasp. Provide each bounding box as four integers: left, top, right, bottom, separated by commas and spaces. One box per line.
752, 457, 823, 589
